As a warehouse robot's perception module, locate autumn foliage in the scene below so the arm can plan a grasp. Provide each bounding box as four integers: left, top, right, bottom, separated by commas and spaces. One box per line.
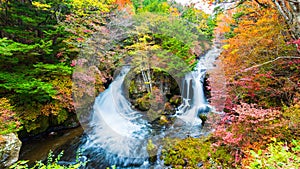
0, 98, 21, 135
203, 0, 300, 168
0, 0, 299, 168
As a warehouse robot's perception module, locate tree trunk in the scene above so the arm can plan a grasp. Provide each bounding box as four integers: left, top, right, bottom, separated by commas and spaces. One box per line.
272, 0, 300, 40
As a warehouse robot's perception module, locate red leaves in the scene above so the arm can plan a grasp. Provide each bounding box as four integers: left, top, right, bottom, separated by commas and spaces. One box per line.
70, 60, 76, 67
56, 52, 63, 58
287, 38, 300, 50
213, 103, 282, 151
83, 29, 93, 34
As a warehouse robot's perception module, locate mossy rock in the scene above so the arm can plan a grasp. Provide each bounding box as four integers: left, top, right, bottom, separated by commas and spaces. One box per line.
124, 68, 182, 128
158, 115, 169, 125
169, 95, 182, 106
161, 137, 234, 168
147, 139, 158, 164
136, 93, 151, 111
198, 114, 207, 125
146, 109, 162, 122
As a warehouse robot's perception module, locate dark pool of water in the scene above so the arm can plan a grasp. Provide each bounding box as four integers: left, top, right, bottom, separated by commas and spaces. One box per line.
19, 127, 84, 164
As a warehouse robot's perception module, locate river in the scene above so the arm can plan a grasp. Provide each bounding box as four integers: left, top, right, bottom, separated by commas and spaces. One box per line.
19, 45, 221, 168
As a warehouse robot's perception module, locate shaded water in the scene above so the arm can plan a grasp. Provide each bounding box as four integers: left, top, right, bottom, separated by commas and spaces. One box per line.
19, 127, 83, 164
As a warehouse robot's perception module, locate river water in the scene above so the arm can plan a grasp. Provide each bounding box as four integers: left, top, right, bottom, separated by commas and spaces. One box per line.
19, 46, 221, 168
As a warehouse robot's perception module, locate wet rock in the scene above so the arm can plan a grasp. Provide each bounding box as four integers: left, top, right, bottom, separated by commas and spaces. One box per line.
173, 118, 186, 127
147, 139, 158, 164
183, 158, 188, 166
198, 114, 207, 126
126, 69, 181, 127
48, 131, 57, 136
159, 115, 169, 125
197, 162, 203, 167
0, 133, 22, 168
169, 95, 182, 106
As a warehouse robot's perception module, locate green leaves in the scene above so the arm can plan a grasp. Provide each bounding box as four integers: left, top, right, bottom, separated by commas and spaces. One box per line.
9, 150, 86, 169
248, 140, 300, 169
0, 38, 37, 56
0, 72, 57, 103
129, 12, 209, 74
140, 0, 169, 14
33, 62, 73, 76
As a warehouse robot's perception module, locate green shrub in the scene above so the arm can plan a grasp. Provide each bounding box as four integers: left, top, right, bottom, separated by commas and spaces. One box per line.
248, 139, 300, 169
9, 151, 86, 169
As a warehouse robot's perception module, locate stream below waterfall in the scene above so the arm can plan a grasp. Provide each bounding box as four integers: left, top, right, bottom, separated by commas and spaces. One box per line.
19, 46, 221, 169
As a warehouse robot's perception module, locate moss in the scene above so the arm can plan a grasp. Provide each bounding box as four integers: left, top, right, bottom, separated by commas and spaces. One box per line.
126, 69, 182, 128
22, 115, 50, 135
136, 93, 151, 111
198, 114, 207, 125
162, 136, 234, 168
158, 115, 169, 125
169, 95, 182, 106
162, 137, 210, 168
147, 139, 158, 164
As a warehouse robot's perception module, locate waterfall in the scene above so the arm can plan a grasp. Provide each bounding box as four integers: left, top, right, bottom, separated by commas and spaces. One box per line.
81, 46, 221, 168
83, 66, 150, 167
175, 46, 221, 125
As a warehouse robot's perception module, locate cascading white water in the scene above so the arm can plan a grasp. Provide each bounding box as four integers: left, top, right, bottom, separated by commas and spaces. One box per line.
82, 46, 221, 168
83, 66, 151, 167
176, 46, 221, 125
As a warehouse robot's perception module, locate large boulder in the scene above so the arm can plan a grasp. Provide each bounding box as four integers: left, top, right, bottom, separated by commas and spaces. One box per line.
0, 133, 22, 168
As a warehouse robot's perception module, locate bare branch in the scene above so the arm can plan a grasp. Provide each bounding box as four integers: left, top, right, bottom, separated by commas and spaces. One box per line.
243, 56, 300, 72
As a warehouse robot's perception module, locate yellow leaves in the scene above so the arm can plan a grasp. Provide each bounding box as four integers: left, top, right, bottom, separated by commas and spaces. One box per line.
198, 19, 209, 30
169, 7, 179, 16
0, 97, 12, 110
139, 34, 152, 43
41, 103, 61, 116
283, 101, 300, 130
152, 45, 161, 50
71, 0, 114, 16
32, 1, 51, 10
161, 2, 169, 9
222, 44, 231, 50
19, 104, 43, 121
230, 49, 239, 54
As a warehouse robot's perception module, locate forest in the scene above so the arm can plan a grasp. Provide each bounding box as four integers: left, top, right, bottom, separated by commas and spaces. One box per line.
0, 0, 299, 168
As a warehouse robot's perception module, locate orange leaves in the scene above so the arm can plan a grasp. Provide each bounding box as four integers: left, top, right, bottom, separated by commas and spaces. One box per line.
114, 0, 131, 7
218, 5, 294, 78
218, 2, 298, 107
114, 0, 133, 13
215, 13, 235, 34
